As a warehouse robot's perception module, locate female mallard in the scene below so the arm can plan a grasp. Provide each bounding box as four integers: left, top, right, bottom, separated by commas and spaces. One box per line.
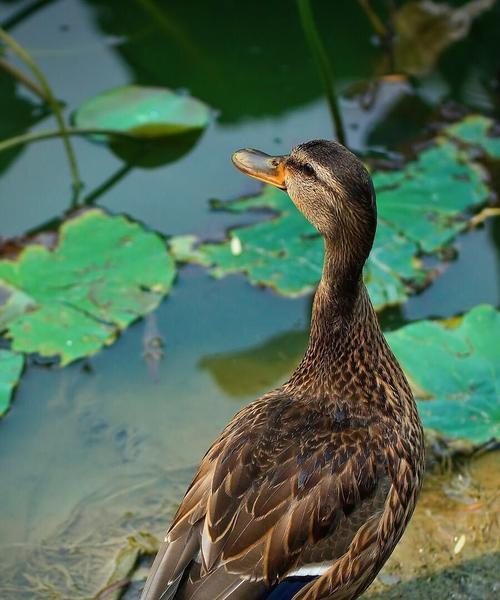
141, 141, 425, 600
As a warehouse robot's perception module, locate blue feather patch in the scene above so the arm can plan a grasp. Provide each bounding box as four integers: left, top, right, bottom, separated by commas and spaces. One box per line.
262, 576, 317, 599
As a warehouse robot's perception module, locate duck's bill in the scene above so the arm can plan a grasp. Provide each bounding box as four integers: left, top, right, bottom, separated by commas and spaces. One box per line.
232, 149, 287, 190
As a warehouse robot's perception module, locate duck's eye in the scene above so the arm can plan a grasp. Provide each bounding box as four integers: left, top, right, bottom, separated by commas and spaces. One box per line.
302, 163, 315, 176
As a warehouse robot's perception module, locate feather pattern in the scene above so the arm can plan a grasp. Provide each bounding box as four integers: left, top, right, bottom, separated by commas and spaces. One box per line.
141, 140, 425, 600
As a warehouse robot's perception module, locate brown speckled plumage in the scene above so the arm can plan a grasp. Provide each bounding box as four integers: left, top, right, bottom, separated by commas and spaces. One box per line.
141, 141, 425, 600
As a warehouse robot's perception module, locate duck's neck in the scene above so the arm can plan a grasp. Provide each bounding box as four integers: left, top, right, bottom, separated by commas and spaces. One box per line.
286, 237, 385, 394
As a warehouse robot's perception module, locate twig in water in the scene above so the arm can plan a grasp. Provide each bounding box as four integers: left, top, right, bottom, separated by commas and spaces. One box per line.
469, 207, 500, 228
0, 127, 137, 153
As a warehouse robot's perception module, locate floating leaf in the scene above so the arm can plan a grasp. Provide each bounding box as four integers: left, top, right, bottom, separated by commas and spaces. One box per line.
387, 305, 500, 444
0, 209, 175, 365
73, 85, 210, 139
445, 114, 500, 159
171, 117, 495, 309
0, 349, 23, 416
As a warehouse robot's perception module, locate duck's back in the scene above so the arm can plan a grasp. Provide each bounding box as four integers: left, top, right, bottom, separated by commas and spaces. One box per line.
141, 381, 424, 600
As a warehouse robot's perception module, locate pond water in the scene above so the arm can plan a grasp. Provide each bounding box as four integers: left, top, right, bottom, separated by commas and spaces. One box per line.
0, 1, 499, 598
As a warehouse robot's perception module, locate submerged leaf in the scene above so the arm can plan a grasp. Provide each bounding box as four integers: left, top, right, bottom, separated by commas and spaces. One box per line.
0, 210, 175, 365
73, 85, 211, 139
0, 349, 23, 416
96, 532, 158, 600
170, 116, 495, 309
391, 0, 496, 76
387, 305, 500, 444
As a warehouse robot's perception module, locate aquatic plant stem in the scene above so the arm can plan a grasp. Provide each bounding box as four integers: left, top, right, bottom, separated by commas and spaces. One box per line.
0, 0, 56, 31
357, 0, 396, 73
296, 0, 346, 145
0, 57, 47, 101
82, 163, 134, 206
0, 127, 137, 153
0, 27, 82, 201
357, 0, 387, 37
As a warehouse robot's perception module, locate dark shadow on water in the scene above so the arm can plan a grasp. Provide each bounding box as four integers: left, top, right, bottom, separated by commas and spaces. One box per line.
80, 130, 204, 205
82, 0, 375, 123
81, 0, 500, 123
0, 72, 47, 175
108, 129, 204, 169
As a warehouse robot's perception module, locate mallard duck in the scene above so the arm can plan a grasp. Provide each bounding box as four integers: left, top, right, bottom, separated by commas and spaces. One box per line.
141, 141, 425, 600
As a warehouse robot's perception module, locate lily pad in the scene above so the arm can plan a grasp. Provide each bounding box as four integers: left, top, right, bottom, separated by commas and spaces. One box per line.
170, 117, 495, 309
73, 85, 210, 139
0, 349, 23, 416
445, 114, 500, 159
387, 305, 500, 444
0, 209, 175, 365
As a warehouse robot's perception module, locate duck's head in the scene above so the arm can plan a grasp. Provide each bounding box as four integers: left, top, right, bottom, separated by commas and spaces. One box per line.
232, 140, 376, 273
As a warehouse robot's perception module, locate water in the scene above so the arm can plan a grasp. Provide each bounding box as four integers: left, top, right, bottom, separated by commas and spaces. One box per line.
0, 0, 499, 598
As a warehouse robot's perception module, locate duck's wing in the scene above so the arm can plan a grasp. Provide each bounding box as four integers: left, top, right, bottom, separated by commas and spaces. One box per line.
140, 395, 398, 600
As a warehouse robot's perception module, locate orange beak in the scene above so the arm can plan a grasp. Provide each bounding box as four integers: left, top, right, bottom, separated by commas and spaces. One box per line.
232, 149, 287, 190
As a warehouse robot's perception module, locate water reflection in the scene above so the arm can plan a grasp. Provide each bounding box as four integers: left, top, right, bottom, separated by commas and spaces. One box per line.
199, 329, 307, 398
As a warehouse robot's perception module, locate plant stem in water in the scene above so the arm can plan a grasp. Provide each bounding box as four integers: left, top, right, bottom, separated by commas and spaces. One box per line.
82, 164, 134, 206
0, 27, 82, 201
297, 0, 346, 145
0, 128, 137, 153
357, 0, 387, 37
0, 57, 47, 101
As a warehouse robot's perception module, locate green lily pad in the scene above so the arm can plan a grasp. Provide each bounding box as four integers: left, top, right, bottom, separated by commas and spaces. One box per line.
0, 209, 175, 365
445, 114, 500, 159
0, 349, 23, 416
387, 305, 500, 444
73, 85, 210, 139
0, 282, 35, 331
170, 117, 495, 309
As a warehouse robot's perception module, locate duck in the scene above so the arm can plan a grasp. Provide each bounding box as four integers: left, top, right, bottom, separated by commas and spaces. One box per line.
140, 140, 425, 600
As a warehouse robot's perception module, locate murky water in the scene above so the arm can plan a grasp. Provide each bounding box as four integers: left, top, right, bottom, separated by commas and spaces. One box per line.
0, 1, 499, 598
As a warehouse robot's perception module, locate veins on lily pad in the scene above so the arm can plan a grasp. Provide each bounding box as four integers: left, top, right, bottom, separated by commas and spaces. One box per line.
0, 209, 175, 366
